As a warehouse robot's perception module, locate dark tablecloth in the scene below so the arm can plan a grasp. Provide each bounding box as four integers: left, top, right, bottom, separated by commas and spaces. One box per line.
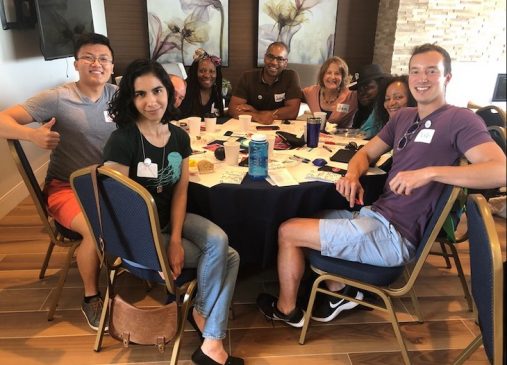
187, 173, 387, 267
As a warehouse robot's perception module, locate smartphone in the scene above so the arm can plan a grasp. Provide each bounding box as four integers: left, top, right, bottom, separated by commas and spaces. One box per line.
318, 165, 346, 175
256, 125, 280, 131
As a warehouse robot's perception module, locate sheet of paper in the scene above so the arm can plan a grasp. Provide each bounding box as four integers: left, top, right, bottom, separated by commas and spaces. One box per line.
304, 170, 341, 184
268, 168, 299, 187
219, 169, 247, 184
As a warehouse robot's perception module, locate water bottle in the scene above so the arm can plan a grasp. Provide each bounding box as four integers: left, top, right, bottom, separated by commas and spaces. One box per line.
306, 117, 321, 147
248, 133, 268, 180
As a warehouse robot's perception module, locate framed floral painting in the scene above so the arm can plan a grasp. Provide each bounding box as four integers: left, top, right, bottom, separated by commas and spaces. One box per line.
257, 0, 338, 66
147, 0, 229, 66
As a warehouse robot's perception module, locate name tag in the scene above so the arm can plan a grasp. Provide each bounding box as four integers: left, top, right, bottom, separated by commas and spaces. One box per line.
137, 161, 158, 178
211, 103, 218, 115
336, 103, 350, 113
414, 129, 435, 144
274, 93, 285, 103
104, 110, 114, 123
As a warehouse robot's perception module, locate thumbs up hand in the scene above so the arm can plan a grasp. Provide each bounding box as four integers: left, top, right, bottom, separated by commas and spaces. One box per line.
30, 118, 61, 149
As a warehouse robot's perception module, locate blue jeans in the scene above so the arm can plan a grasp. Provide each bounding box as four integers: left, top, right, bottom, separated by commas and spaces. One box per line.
163, 213, 240, 340
319, 207, 415, 267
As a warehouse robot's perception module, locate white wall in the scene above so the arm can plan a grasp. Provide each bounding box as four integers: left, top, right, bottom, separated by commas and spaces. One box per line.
0, 0, 107, 219
446, 62, 507, 110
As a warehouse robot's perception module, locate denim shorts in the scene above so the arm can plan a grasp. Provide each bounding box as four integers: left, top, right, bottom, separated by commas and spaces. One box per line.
319, 206, 415, 267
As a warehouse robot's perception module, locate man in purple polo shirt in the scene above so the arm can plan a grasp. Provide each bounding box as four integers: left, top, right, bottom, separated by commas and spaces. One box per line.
257, 43, 506, 328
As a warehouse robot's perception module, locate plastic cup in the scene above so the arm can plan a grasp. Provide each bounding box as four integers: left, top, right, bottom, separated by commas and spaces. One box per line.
187, 117, 201, 137
204, 116, 217, 132
238, 115, 251, 133
223, 141, 240, 166
314, 111, 327, 131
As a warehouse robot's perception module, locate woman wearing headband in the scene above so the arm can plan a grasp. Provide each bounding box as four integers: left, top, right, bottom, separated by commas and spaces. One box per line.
180, 48, 225, 119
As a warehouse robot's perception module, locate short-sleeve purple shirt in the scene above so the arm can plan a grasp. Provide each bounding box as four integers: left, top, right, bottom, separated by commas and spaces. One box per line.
373, 104, 491, 245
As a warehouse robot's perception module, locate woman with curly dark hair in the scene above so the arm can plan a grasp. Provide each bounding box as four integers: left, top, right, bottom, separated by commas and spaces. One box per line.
104, 59, 242, 365
180, 48, 224, 119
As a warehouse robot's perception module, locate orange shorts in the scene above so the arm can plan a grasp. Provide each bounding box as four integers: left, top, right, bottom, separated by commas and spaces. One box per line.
44, 179, 81, 229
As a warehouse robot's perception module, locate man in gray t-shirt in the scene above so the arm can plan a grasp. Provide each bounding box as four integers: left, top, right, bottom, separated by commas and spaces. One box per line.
256, 43, 506, 329
0, 33, 117, 331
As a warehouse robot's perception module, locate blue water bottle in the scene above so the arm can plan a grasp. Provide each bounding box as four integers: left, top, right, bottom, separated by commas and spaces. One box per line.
248, 133, 268, 180
306, 117, 321, 147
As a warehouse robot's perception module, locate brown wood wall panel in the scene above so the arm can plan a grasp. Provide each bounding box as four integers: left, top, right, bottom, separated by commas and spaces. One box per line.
104, 0, 149, 76
103, 0, 380, 88
335, 0, 381, 74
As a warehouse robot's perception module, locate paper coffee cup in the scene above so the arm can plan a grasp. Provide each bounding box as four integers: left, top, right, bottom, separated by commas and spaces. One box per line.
223, 141, 240, 166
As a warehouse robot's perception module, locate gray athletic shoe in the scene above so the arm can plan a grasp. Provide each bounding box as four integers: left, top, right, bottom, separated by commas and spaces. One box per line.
81, 296, 106, 331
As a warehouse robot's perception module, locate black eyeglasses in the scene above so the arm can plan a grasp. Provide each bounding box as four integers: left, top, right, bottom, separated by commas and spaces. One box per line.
397, 116, 421, 150
77, 55, 113, 65
265, 53, 287, 63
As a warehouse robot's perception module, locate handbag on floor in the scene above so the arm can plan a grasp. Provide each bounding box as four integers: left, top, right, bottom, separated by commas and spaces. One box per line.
108, 294, 177, 352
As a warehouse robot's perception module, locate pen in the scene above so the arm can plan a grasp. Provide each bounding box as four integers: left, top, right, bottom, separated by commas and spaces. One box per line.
324, 141, 348, 146
322, 145, 333, 153
292, 154, 311, 163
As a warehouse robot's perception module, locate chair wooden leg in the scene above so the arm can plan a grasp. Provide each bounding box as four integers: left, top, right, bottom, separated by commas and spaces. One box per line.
452, 334, 482, 365
408, 287, 423, 324
439, 241, 452, 268
47, 243, 78, 321
171, 282, 196, 365
93, 277, 112, 352
171, 300, 191, 365
403, 270, 424, 323
40, 240, 56, 279
299, 275, 325, 344
445, 242, 473, 312
381, 292, 412, 365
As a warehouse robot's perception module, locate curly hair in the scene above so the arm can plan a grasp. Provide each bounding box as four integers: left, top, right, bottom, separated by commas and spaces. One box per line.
184, 56, 224, 117
374, 75, 416, 128
109, 59, 177, 127
317, 56, 351, 90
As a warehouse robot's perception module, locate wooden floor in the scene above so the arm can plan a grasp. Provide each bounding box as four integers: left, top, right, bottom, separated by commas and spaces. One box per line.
0, 197, 505, 365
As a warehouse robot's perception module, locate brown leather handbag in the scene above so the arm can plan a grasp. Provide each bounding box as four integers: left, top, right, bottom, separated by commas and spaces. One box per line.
108, 294, 177, 352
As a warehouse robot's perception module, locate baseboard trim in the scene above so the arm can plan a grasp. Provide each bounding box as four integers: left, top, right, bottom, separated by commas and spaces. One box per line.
0, 161, 48, 220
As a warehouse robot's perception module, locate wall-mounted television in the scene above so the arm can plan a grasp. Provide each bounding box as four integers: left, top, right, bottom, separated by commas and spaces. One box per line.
34, 0, 94, 61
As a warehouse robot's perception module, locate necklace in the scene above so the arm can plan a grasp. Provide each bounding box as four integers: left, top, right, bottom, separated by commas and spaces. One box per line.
139, 131, 166, 193
321, 88, 340, 104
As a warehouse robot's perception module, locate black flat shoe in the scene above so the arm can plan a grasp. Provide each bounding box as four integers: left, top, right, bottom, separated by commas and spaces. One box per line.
187, 308, 204, 342
191, 348, 244, 365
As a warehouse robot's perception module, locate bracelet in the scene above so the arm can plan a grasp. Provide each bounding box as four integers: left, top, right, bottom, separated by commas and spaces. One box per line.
272, 109, 279, 118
